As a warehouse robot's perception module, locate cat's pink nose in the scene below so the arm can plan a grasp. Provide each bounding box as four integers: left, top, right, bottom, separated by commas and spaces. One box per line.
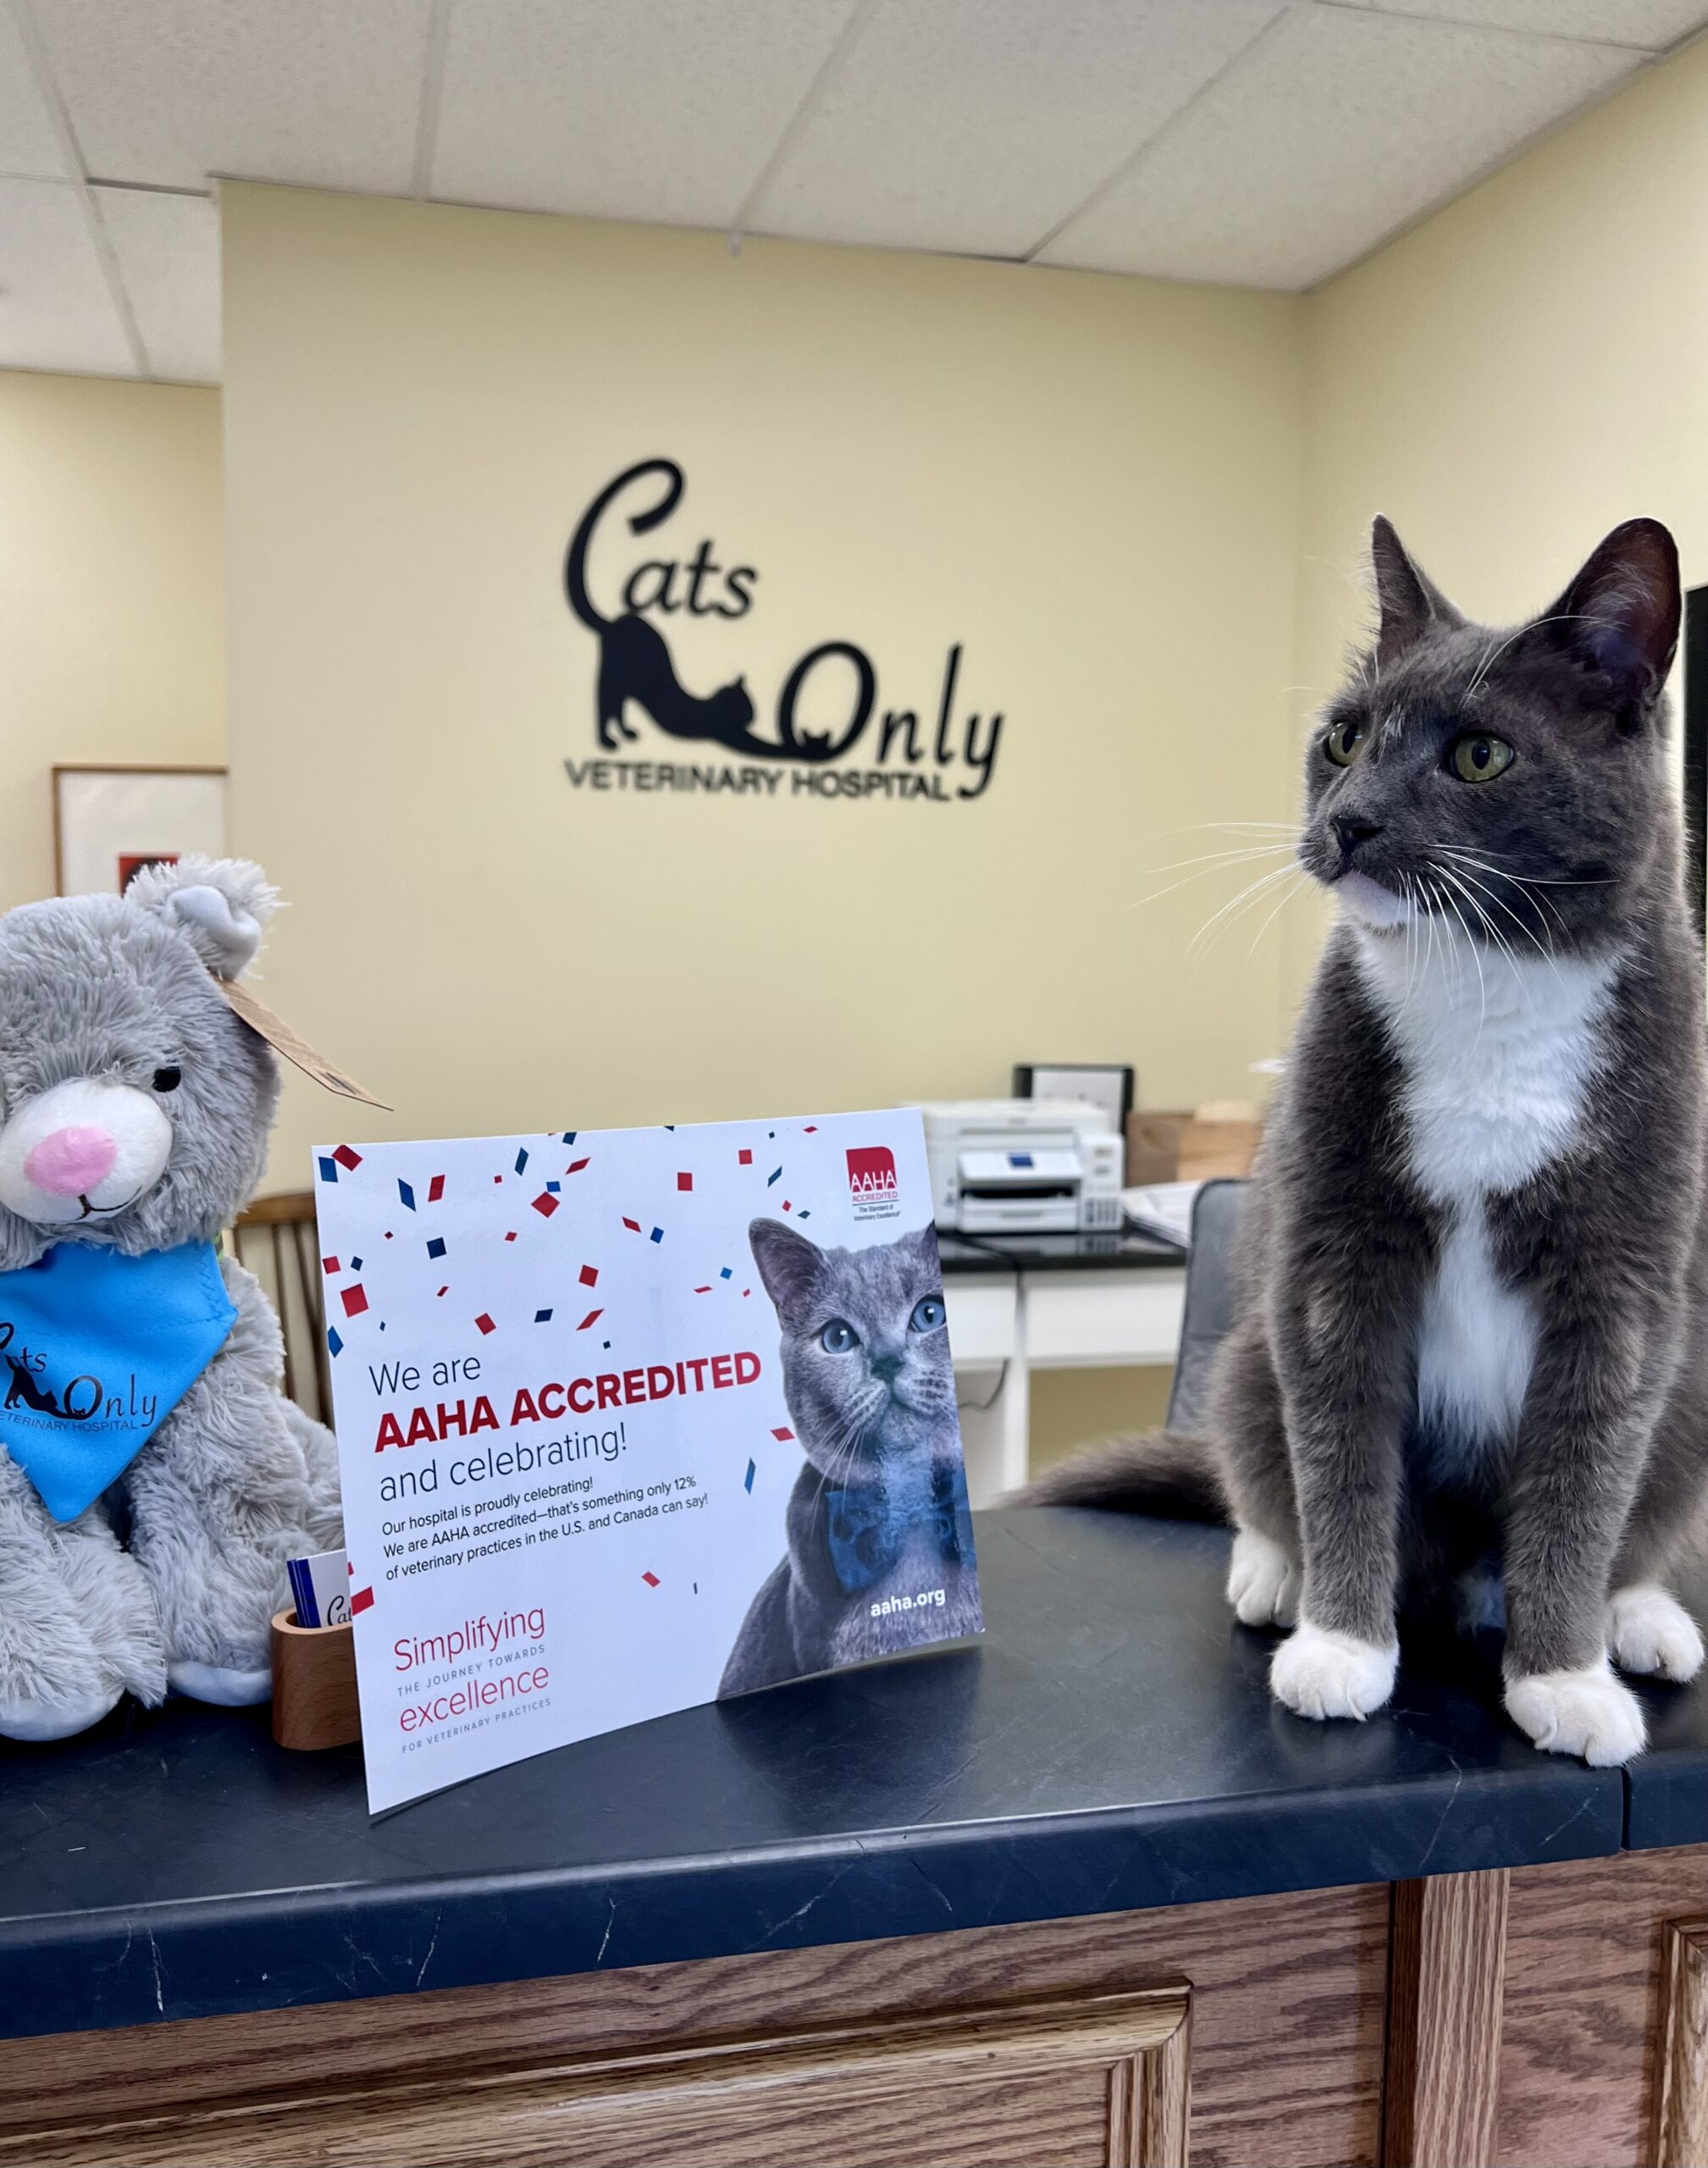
24, 1125, 118, 1197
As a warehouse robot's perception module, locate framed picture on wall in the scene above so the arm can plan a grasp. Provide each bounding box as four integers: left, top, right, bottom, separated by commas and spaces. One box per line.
53, 765, 228, 898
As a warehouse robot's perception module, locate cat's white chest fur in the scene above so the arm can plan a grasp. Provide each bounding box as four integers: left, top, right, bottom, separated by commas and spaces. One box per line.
1355, 918, 1619, 1452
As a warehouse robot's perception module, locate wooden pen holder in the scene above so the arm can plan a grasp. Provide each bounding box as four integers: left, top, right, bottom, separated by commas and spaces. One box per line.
270, 1607, 362, 1751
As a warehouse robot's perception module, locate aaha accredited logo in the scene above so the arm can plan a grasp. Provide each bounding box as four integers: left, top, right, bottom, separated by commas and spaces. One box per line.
563, 458, 1004, 804
848, 1145, 901, 1221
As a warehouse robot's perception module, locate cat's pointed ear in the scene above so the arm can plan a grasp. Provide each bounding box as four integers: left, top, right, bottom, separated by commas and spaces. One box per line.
1370, 517, 1462, 667
749, 1218, 822, 1318
1526, 518, 1680, 722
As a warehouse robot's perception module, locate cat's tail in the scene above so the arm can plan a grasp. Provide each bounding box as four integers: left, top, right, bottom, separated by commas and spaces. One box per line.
1006, 1430, 1227, 1523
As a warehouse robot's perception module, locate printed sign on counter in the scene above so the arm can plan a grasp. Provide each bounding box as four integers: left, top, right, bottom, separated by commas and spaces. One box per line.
313, 1110, 982, 1812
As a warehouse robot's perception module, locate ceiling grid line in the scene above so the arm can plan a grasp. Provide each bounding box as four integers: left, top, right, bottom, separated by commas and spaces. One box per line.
1020, 3, 1294, 266
412, 0, 455, 199
1316, 0, 1670, 51
729, 0, 879, 240
6, 0, 150, 376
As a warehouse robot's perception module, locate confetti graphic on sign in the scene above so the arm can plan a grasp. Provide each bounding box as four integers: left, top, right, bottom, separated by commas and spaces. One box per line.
767, 1167, 782, 1186
649, 1226, 664, 1244
318, 1156, 339, 1182
677, 1172, 693, 1192
428, 1175, 445, 1203
578, 1308, 603, 1330
322, 1255, 340, 1275
579, 1264, 599, 1287
772, 1426, 795, 1441
642, 1571, 660, 1588
427, 1236, 446, 1260
534, 1308, 553, 1323
333, 1145, 362, 1171
515, 1148, 530, 1175
622, 1216, 641, 1233
744, 1458, 755, 1492
532, 1192, 559, 1218
350, 1585, 374, 1616
327, 1326, 343, 1357
720, 1267, 732, 1280
341, 1285, 368, 1319
567, 1158, 589, 1175
398, 1180, 416, 1212
475, 1313, 496, 1336
738, 1148, 752, 1166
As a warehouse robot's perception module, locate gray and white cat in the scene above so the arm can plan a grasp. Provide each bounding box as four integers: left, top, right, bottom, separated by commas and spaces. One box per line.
1022, 516, 1708, 1767
718, 1218, 981, 1697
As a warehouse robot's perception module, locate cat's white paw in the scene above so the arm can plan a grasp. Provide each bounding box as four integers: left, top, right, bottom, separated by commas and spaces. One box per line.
1608, 1585, 1705, 1682
1269, 1622, 1397, 1721
1225, 1527, 1298, 1629
1505, 1660, 1646, 1766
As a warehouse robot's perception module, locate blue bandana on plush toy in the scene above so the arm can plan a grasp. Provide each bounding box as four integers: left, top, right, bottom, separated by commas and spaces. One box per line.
0, 1242, 236, 1522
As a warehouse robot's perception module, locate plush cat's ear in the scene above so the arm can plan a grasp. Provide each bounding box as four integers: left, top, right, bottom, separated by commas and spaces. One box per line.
1527, 518, 1680, 721
749, 1218, 823, 1318
1370, 517, 1462, 667
125, 855, 279, 980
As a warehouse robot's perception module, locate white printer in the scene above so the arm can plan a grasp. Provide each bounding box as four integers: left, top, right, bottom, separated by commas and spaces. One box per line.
920, 1099, 1125, 1235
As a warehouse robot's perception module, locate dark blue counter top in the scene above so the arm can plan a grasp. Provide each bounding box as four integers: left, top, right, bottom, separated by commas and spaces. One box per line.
0, 1508, 1631, 2043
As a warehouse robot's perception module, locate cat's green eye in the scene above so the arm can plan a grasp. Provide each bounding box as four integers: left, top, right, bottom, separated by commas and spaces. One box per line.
909, 1295, 947, 1334
1450, 733, 1514, 783
820, 1319, 860, 1354
1324, 717, 1369, 767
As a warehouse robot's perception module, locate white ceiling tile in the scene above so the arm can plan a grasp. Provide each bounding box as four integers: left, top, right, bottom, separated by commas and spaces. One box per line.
32, 0, 434, 193
431, 0, 856, 228
94, 185, 218, 381
746, 0, 1283, 257
1360, 0, 1708, 52
0, 176, 132, 373
0, 5, 72, 180
1039, 5, 1638, 289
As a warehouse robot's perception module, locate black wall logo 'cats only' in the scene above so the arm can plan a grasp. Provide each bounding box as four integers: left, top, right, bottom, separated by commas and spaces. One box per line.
562, 459, 1003, 801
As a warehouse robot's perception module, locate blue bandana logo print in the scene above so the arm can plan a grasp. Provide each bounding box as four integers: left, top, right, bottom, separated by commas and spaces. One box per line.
0, 1242, 236, 1522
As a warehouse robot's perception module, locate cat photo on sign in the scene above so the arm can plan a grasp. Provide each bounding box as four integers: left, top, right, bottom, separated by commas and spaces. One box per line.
719, 1215, 982, 1696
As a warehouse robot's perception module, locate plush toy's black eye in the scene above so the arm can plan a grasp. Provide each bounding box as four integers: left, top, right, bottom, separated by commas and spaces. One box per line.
152, 1066, 181, 1093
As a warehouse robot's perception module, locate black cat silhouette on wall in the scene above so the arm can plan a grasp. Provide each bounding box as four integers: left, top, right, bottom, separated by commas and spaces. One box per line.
565, 459, 871, 765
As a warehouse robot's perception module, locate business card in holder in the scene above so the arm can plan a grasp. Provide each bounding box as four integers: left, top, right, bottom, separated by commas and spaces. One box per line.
270, 1607, 362, 1750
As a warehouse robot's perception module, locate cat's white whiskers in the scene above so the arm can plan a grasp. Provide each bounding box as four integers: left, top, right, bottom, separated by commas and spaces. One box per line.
1462, 611, 1595, 702
1431, 861, 1534, 1011
1434, 844, 1611, 888
1126, 842, 1297, 914
1432, 845, 1580, 949
1187, 860, 1301, 957
1432, 874, 1488, 1043
1245, 866, 1310, 960
1438, 855, 1565, 988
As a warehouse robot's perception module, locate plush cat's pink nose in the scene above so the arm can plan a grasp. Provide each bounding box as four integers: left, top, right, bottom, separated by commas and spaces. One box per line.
25, 1125, 118, 1197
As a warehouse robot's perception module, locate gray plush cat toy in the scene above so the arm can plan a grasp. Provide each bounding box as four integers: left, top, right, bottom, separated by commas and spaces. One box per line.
0, 857, 342, 1741
719, 1218, 981, 1696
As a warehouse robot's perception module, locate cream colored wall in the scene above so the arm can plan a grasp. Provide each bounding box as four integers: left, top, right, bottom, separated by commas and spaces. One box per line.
219, 184, 1307, 1189
1288, 33, 1708, 1015
0, 370, 224, 913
